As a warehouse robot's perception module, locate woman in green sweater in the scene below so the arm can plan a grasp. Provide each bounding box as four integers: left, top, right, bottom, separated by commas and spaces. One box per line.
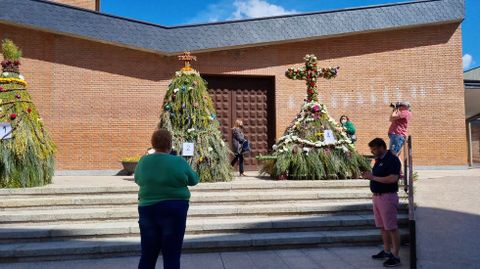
340, 115, 357, 143
134, 129, 199, 269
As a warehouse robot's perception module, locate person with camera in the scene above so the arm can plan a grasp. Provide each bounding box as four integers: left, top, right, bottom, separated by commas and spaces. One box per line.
388, 102, 412, 155
363, 138, 402, 267
135, 129, 199, 269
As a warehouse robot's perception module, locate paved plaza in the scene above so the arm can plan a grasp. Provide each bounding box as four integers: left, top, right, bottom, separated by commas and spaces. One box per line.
0, 246, 410, 269
415, 169, 480, 269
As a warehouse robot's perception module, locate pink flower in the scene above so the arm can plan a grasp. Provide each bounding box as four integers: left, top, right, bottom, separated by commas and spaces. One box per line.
311, 104, 320, 112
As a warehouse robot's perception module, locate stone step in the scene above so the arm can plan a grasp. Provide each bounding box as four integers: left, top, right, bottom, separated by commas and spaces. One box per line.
0, 180, 375, 196
0, 214, 409, 242
0, 201, 408, 224
0, 190, 408, 209
1, 188, 382, 200
0, 229, 410, 262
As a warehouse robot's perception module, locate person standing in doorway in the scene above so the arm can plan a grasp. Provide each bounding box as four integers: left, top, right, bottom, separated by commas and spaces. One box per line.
135, 129, 199, 269
388, 102, 412, 155
362, 138, 402, 267
231, 119, 246, 176
339, 115, 357, 143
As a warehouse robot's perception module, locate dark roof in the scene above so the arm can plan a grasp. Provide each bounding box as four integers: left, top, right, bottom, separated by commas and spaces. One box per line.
0, 0, 464, 55
465, 81, 480, 89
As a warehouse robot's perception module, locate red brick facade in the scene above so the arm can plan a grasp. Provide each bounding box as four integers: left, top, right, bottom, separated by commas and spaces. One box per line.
0, 22, 467, 170
49, 0, 97, 10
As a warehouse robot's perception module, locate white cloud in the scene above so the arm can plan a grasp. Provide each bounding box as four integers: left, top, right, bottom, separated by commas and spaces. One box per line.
230, 0, 297, 20
187, 1, 233, 24
463, 54, 473, 70
188, 0, 297, 24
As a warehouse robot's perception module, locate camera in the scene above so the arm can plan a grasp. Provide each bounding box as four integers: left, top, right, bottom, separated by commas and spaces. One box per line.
146, 148, 178, 156
389, 101, 411, 111
389, 102, 401, 109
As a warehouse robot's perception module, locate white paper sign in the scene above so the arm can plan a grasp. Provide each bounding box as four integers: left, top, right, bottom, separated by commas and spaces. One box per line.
182, 142, 194, 156
324, 130, 337, 144
0, 123, 12, 140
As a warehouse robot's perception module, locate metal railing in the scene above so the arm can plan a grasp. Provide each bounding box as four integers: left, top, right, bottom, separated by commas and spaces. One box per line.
402, 135, 416, 269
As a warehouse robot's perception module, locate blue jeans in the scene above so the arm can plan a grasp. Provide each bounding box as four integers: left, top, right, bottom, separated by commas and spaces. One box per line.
138, 200, 189, 269
389, 134, 406, 155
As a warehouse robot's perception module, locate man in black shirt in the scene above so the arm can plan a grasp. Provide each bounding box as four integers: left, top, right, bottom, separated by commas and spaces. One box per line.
362, 138, 402, 267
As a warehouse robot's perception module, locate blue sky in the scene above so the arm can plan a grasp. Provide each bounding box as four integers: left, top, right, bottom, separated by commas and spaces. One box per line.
101, 0, 479, 70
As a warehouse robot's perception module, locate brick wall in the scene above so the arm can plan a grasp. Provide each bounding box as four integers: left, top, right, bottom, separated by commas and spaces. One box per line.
49, 0, 97, 10
0, 22, 467, 170
471, 121, 480, 164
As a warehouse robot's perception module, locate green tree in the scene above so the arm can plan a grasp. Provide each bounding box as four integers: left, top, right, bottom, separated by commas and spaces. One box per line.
0, 39, 56, 188
158, 53, 232, 182
258, 54, 370, 180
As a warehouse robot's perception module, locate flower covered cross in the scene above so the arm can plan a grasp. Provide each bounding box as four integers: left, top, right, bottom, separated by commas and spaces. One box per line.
285, 54, 339, 102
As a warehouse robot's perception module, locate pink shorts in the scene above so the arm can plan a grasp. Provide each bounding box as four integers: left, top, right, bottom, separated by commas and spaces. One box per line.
372, 192, 399, 231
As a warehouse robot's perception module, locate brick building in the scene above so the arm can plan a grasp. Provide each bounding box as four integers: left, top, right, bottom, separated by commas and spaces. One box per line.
464, 67, 480, 166
0, 0, 467, 173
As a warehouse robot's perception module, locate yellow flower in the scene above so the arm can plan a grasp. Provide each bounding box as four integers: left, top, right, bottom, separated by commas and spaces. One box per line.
121, 155, 142, 162
0, 77, 27, 86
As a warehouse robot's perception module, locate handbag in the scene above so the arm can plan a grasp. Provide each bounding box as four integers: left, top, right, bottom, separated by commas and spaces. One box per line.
241, 140, 251, 153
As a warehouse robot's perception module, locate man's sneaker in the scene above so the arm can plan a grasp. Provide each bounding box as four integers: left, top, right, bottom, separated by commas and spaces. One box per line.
383, 256, 401, 267
372, 250, 392, 260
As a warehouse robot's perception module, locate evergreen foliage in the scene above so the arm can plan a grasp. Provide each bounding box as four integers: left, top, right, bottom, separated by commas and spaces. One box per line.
1, 39, 22, 61
258, 55, 370, 180
158, 68, 232, 183
0, 39, 55, 188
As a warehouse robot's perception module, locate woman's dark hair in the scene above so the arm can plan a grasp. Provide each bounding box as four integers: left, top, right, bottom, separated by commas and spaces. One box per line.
340, 115, 349, 122
368, 138, 387, 149
151, 129, 172, 151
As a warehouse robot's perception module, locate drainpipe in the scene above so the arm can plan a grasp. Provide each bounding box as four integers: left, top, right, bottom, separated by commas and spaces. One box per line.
468, 120, 473, 167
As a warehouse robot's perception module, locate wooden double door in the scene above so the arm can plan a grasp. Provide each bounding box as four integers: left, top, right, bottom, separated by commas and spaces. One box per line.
204, 75, 275, 170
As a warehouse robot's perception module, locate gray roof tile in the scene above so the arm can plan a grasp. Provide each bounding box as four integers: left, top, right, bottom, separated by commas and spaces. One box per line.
0, 0, 464, 55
